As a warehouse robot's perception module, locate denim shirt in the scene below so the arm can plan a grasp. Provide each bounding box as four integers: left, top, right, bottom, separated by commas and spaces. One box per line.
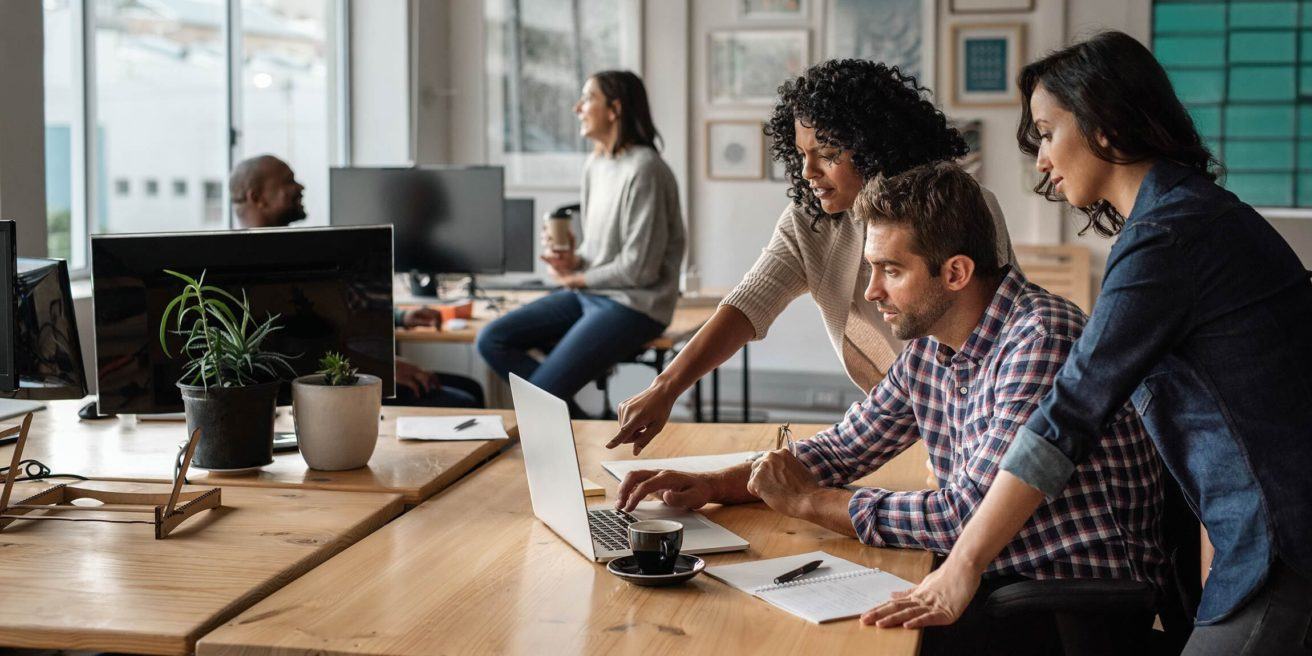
999, 160, 1312, 624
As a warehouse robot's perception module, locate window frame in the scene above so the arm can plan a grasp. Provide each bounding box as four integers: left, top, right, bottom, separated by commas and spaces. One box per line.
52, 0, 351, 277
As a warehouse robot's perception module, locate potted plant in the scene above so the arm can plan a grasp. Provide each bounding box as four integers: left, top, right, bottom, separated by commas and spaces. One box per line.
160, 270, 296, 471
291, 351, 382, 471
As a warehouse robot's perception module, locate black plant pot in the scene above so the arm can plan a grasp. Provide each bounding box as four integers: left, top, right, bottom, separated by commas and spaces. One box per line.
177, 381, 280, 471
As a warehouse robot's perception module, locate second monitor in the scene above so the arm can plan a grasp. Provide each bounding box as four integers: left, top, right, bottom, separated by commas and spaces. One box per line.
330, 166, 505, 275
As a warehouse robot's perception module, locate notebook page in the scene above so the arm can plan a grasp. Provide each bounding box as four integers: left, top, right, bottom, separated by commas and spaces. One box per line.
756, 569, 914, 624
601, 452, 760, 481
704, 551, 866, 593
395, 415, 508, 440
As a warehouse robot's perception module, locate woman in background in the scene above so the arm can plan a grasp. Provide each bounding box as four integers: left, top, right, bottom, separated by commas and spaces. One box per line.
477, 70, 684, 417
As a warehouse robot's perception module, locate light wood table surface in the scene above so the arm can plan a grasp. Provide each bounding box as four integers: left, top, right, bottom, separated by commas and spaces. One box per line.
0, 480, 402, 655
1, 401, 517, 505
198, 421, 935, 656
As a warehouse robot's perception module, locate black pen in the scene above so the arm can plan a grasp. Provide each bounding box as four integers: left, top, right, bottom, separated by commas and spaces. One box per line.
774, 559, 823, 584
453, 418, 478, 431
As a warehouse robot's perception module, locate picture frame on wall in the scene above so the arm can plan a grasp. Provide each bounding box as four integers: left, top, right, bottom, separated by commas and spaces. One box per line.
707, 121, 765, 180
949, 0, 1034, 13
737, 0, 810, 21
824, 0, 936, 90
951, 23, 1025, 106
948, 118, 983, 178
709, 29, 810, 106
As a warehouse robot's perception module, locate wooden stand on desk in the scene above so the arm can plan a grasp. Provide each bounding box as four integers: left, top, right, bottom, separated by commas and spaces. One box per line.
0, 414, 222, 539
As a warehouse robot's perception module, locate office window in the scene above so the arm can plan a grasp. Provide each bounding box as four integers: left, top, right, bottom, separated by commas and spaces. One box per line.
43, 0, 82, 264
1154, 0, 1312, 210
484, 0, 641, 188
41, 0, 346, 272
238, 0, 336, 226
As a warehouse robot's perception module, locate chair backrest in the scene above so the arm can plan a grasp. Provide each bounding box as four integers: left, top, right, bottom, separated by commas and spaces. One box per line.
1015, 244, 1094, 314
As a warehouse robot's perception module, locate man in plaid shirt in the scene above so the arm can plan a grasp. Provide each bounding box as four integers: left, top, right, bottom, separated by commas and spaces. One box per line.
616, 162, 1165, 652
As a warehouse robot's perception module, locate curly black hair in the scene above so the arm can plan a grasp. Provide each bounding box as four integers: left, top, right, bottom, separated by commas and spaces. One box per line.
765, 59, 967, 230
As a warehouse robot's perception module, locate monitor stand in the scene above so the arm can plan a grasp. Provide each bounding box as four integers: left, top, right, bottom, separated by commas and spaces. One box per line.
408, 271, 501, 303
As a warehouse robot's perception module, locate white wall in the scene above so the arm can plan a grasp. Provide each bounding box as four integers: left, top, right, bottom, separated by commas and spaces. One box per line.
0, 1, 49, 257
349, 0, 413, 166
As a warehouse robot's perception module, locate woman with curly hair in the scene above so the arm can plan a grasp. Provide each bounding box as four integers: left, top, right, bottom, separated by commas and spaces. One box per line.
607, 59, 1017, 452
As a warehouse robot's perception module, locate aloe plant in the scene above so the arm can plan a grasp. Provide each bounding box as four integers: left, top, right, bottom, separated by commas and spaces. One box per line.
316, 351, 359, 386
158, 269, 296, 388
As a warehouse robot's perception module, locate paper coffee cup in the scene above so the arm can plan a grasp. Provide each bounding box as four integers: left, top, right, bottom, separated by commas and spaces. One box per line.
547, 217, 572, 253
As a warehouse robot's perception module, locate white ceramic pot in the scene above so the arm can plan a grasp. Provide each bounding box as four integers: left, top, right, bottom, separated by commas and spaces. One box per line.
291, 373, 382, 471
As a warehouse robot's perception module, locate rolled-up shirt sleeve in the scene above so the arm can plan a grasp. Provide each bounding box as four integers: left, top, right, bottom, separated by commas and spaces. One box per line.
1000, 223, 1192, 498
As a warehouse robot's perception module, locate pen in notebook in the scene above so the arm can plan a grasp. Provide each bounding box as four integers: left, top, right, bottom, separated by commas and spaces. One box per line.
452, 418, 478, 431
774, 559, 823, 584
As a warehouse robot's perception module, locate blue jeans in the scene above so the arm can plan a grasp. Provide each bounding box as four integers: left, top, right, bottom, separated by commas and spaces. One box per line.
476, 291, 665, 416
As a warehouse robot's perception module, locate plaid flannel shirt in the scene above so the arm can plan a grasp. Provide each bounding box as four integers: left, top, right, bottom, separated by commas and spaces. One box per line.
793, 268, 1166, 586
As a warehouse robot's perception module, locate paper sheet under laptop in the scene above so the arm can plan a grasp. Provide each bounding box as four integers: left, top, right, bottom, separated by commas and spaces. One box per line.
395, 415, 508, 441
601, 451, 760, 481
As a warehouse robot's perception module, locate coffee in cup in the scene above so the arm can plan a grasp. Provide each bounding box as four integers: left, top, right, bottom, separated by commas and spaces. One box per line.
628, 519, 683, 575
547, 216, 573, 253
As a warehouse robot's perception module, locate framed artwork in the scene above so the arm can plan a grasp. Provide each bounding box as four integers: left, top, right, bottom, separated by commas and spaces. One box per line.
707, 121, 765, 180
951, 23, 1025, 106
823, 0, 936, 90
950, 0, 1034, 13
737, 0, 810, 21
709, 29, 810, 106
763, 123, 790, 181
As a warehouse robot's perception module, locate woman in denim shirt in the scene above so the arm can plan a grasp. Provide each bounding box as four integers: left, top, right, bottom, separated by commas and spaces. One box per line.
866, 32, 1312, 654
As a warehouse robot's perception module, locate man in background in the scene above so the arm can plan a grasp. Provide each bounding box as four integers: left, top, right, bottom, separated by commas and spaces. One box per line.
228, 155, 483, 407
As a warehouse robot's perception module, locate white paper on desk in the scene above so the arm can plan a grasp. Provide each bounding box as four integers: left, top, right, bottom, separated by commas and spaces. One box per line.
706, 550, 914, 624
601, 451, 759, 481
395, 415, 508, 441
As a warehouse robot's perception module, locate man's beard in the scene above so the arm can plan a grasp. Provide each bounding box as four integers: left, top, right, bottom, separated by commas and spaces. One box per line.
279, 201, 307, 225
881, 284, 951, 341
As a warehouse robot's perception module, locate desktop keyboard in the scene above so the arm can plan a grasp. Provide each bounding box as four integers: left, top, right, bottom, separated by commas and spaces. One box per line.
587, 508, 638, 552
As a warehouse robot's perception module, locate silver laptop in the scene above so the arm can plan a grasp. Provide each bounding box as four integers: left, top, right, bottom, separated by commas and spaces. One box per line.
510, 374, 749, 562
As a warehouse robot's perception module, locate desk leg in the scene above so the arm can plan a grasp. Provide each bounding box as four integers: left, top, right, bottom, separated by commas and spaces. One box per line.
693, 380, 703, 422
712, 368, 720, 423
742, 343, 750, 423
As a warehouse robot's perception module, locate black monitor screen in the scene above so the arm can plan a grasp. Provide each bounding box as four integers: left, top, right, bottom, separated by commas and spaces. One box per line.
329, 166, 504, 274
504, 198, 535, 273
92, 226, 394, 414
0, 221, 15, 392
12, 257, 88, 400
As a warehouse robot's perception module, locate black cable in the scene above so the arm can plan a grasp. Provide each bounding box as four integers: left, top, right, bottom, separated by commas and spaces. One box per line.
0, 459, 88, 482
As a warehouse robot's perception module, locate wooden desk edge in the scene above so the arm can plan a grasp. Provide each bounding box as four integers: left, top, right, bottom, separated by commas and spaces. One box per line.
185, 492, 406, 654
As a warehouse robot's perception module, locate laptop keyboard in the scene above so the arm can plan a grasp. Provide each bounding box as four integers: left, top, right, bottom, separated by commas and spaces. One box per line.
587, 508, 638, 552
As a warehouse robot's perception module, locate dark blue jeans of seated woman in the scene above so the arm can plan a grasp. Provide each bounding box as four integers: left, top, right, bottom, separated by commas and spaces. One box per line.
477, 290, 666, 417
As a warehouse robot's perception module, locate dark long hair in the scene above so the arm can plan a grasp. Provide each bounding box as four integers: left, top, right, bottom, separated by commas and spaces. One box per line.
1017, 31, 1221, 237
590, 70, 662, 155
765, 59, 966, 230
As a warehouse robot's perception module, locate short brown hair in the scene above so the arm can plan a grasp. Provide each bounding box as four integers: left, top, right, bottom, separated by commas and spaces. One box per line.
851, 161, 1002, 278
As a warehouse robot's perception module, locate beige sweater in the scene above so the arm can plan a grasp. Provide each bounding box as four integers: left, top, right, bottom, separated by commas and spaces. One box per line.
721, 188, 1017, 392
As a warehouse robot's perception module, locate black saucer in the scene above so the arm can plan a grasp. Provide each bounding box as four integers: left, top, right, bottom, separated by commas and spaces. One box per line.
606, 554, 705, 586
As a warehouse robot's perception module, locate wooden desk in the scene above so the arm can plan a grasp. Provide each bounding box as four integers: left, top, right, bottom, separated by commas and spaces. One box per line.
199, 421, 934, 655
398, 292, 749, 423
1, 401, 517, 505
397, 293, 719, 351
0, 481, 402, 655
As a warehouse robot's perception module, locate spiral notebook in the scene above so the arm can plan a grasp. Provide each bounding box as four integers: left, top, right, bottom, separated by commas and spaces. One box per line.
705, 551, 914, 624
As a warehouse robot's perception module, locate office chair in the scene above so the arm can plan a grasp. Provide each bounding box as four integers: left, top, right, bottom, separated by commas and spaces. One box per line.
984, 476, 1201, 656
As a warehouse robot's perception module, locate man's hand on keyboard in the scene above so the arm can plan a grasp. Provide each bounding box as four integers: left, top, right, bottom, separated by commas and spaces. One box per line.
616, 470, 714, 513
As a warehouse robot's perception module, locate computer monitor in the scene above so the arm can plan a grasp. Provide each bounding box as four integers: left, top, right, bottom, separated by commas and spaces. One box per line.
9, 257, 89, 400
329, 166, 505, 275
91, 226, 395, 414
0, 221, 14, 392
504, 198, 535, 273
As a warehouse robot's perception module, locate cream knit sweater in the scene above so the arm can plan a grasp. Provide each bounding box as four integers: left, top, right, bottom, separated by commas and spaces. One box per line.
721, 188, 1017, 393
